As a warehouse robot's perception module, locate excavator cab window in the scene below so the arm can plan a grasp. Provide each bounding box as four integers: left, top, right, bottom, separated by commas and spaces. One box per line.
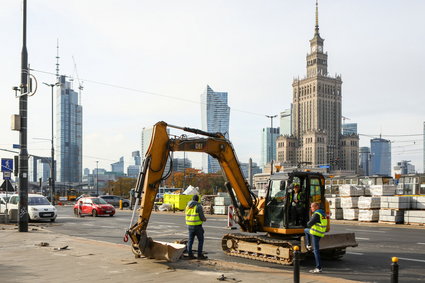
309, 178, 322, 204
264, 180, 288, 228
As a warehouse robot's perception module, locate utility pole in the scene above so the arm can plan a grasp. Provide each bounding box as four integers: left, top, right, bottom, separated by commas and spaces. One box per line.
18, 0, 29, 232
266, 114, 277, 174
43, 82, 59, 205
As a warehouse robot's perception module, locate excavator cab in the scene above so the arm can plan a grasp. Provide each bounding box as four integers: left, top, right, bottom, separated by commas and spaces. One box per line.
264, 172, 326, 231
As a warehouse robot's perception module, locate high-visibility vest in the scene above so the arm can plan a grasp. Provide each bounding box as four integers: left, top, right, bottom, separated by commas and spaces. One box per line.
290, 192, 305, 206
309, 211, 328, 238
185, 205, 202, 226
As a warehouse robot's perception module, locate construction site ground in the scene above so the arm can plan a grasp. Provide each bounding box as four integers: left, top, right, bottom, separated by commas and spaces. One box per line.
0, 223, 361, 283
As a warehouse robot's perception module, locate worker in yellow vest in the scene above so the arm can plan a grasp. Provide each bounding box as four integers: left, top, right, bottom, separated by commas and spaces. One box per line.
185, 195, 207, 260
304, 202, 328, 273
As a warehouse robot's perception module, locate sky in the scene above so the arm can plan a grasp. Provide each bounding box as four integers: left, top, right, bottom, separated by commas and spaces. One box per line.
0, 0, 424, 174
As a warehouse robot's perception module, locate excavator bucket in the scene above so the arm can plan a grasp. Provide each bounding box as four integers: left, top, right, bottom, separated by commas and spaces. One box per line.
320, 232, 358, 250
138, 231, 186, 262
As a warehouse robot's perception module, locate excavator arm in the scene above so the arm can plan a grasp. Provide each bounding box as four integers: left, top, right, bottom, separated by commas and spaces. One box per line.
126, 121, 258, 260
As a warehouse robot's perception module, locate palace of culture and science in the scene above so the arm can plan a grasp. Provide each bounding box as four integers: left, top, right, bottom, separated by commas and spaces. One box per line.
276, 2, 359, 173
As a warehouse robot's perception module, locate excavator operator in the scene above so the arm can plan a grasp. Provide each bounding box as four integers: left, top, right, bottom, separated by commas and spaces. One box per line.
290, 184, 307, 226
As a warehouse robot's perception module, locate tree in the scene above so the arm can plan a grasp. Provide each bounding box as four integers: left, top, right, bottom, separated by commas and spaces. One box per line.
163, 168, 226, 195
104, 177, 136, 197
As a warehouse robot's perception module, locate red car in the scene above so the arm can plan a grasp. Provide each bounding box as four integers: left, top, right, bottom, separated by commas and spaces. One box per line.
73, 197, 115, 217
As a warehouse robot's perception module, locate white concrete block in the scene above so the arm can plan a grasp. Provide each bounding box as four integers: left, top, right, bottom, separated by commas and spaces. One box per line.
327, 197, 341, 209
365, 185, 396, 196
341, 197, 359, 208
359, 209, 379, 222
343, 208, 359, 220
213, 205, 228, 215
339, 185, 365, 197
330, 208, 343, 220
358, 196, 381, 209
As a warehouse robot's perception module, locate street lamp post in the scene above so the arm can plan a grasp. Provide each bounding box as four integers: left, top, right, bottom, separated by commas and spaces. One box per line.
18, 0, 29, 232
42, 82, 59, 205
95, 162, 99, 196
266, 114, 277, 174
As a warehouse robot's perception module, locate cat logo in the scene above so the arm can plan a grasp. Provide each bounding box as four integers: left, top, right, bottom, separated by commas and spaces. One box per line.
195, 143, 203, 150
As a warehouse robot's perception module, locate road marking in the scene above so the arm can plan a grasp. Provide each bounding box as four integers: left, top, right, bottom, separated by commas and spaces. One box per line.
417, 243, 425, 245
356, 237, 370, 240
398, 257, 425, 263
345, 228, 385, 233
346, 252, 364, 255
202, 225, 231, 229
99, 226, 116, 229
205, 237, 223, 240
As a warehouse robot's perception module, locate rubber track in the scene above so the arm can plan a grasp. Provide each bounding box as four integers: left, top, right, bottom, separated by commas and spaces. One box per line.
221, 233, 300, 265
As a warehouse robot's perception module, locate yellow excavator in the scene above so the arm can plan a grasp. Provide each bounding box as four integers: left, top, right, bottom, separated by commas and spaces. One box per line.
125, 121, 357, 264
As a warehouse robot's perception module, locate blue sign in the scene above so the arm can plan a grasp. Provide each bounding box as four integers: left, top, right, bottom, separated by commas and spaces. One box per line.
318, 165, 330, 169
1, 158, 13, 172
12, 144, 20, 149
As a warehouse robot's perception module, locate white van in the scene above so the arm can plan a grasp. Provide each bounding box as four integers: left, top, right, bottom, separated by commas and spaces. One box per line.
7, 194, 57, 222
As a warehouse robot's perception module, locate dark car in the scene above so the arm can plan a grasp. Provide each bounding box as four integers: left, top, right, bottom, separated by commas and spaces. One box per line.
99, 195, 130, 207
73, 197, 115, 217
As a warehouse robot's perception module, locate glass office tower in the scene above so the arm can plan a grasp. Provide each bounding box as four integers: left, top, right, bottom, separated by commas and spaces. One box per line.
201, 85, 230, 173
56, 75, 82, 182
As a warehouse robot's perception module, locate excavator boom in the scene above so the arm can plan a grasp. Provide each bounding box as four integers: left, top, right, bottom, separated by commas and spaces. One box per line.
126, 121, 258, 260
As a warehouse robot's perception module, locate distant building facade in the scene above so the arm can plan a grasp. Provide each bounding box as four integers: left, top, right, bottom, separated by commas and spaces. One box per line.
359, 147, 371, 176
342, 123, 358, 135
56, 75, 82, 183
394, 160, 415, 175
280, 109, 292, 136
370, 138, 391, 176
201, 85, 230, 173
171, 158, 192, 172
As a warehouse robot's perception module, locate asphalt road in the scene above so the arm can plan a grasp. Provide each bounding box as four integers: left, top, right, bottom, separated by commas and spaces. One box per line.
45, 206, 425, 283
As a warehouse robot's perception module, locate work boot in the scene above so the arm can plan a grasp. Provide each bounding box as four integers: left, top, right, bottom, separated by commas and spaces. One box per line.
197, 254, 208, 260
187, 254, 196, 260
309, 268, 322, 273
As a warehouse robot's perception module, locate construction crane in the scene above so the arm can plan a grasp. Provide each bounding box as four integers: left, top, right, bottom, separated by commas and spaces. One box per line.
72, 56, 84, 104
342, 116, 350, 124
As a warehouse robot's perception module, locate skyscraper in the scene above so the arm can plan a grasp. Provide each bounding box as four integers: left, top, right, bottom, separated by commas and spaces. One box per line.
111, 157, 124, 174
261, 127, 280, 167
201, 85, 230, 173
56, 75, 82, 182
370, 138, 391, 176
141, 127, 153, 164
277, 2, 358, 173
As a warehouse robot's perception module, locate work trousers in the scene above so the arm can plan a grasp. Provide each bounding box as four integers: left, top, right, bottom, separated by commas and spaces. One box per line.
187, 225, 204, 256
304, 228, 322, 269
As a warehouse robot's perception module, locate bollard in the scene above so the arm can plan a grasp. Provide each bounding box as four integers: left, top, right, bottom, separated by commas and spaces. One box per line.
293, 246, 300, 283
119, 199, 123, 210
391, 257, 399, 283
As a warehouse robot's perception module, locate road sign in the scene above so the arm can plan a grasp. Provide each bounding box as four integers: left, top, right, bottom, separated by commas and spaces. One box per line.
12, 144, 20, 149
3, 171, 11, 180
318, 165, 330, 169
1, 158, 13, 172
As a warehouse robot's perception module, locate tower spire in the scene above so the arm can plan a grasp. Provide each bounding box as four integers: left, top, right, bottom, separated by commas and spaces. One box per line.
315, 0, 320, 36
56, 38, 60, 81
